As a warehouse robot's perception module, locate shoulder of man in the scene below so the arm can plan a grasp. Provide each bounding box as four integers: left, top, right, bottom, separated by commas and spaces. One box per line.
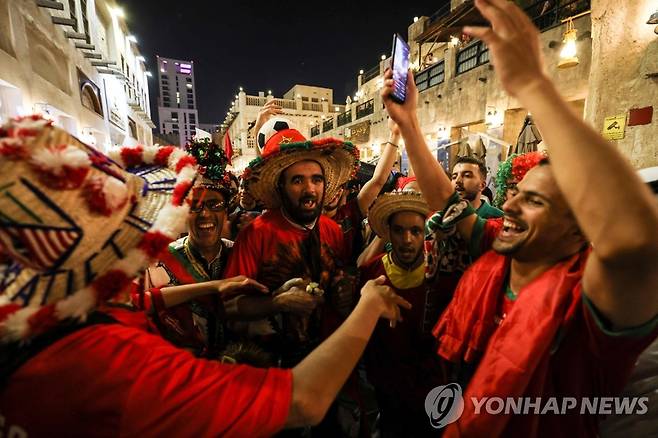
168, 236, 188, 253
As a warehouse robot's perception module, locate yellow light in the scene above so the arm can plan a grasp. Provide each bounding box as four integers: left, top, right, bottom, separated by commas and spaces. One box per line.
380, 54, 386, 61
558, 18, 579, 68
413, 16, 419, 23
359, 69, 364, 75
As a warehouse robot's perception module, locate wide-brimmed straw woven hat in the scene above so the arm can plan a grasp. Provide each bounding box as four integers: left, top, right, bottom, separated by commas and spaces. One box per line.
242, 118, 359, 209
368, 191, 430, 240
0, 115, 197, 342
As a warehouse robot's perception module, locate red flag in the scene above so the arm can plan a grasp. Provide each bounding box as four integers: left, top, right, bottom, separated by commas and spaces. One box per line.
224, 132, 233, 165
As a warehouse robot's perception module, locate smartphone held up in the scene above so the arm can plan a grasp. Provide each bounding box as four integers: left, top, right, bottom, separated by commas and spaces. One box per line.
390, 33, 410, 104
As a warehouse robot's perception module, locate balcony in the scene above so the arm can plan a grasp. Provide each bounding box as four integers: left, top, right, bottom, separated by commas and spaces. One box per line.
302, 101, 323, 112
323, 118, 334, 132
271, 98, 297, 110
356, 99, 374, 120
246, 96, 267, 106
337, 110, 352, 127
311, 125, 320, 137
524, 0, 590, 31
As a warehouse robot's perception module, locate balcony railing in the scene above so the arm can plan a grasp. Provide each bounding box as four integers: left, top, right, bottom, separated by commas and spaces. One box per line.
416, 60, 445, 92
310, 125, 320, 137
362, 65, 380, 83
302, 102, 323, 112
271, 98, 297, 110
356, 99, 374, 119
456, 40, 489, 75
323, 118, 334, 132
337, 110, 352, 127
246, 96, 267, 106
524, 0, 590, 31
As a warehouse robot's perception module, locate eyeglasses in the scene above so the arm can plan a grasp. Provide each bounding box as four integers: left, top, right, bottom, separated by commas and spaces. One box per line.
189, 199, 226, 213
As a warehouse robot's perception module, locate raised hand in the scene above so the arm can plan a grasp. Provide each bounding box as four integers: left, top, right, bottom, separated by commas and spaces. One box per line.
464, 0, 547, 100
253, 100, 284, 136
360, 275, 412, 328
380, 68, 419, 131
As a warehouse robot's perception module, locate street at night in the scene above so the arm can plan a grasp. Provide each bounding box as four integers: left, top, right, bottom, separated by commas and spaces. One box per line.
1, 0, 657, 436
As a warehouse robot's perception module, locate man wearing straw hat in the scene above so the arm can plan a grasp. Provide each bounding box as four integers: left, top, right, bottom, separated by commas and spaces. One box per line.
223, 117, 360, 366
0, 115, 410, 436
360, 190, 444, 437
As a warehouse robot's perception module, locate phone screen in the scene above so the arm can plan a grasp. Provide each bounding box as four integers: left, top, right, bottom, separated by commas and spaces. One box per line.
391, 34, 410, 103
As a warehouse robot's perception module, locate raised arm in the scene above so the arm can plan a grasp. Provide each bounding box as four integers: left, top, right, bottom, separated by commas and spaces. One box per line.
286, 276, 411, 427
356, 118, 401, 215
251, 101, 283, 156
466, 0, 658, 327
381, 71, 454, 211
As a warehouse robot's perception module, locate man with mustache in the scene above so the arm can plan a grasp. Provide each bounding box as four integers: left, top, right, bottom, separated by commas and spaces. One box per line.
223, 118, 360, 367
451, 156, 503, 218
359, 191, 444, 437
382, 0, 658, 436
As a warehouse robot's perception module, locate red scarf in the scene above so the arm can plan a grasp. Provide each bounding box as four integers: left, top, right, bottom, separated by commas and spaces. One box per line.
433, 247, 590, 437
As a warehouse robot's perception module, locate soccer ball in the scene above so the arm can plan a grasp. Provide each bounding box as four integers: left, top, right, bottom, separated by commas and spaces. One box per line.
257, 117, 294, 150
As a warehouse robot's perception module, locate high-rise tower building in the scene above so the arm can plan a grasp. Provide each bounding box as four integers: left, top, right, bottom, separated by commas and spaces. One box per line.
156, 56, 198, 146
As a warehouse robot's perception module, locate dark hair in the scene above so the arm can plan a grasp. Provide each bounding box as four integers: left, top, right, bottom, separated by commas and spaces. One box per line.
454, 157, 487, 179
538, 156, 551, 166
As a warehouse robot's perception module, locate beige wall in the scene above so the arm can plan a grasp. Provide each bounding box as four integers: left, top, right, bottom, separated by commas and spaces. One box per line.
585, 0, 658, 169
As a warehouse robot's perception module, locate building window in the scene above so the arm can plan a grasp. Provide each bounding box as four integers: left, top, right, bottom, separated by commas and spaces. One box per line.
77, 69, 103, 117
415, 61, 445, 91
128, 117, 137, 139
456, 41, 489, 75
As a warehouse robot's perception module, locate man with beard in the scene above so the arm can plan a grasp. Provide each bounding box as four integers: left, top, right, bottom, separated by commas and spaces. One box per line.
359, 191, 444, 437
451, 156, 503, 218
223, 118, 360, 367
381, 0, 658, 436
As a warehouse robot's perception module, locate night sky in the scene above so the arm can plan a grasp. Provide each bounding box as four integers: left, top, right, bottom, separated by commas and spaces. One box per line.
123, 0, 450, 127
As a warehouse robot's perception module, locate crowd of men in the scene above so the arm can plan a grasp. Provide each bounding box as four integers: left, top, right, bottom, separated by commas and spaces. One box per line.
1, 0, 657, 436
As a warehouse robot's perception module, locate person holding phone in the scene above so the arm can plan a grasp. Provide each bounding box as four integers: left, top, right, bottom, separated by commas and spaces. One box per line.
381, 0, 658, 436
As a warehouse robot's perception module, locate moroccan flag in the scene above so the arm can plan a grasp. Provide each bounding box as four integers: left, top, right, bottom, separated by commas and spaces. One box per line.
224, 132, 233, 165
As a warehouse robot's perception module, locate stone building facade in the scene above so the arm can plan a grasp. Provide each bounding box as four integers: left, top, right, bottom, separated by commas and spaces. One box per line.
0, 0, 154, 152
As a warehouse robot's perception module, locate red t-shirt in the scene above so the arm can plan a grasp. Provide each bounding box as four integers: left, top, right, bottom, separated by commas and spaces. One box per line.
224, 209, 348, 363
359, 255, 444, 405
0, 308, 292, 438
461, 218, 658, 437
331, 198, 363, 264
224, 208, 346, 288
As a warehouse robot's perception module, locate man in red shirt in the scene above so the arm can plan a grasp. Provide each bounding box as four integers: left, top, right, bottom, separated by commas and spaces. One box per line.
0, 120, 410, 437
224, 120, 361, 366
360, 191, 444, 437
381, 0, 658, 436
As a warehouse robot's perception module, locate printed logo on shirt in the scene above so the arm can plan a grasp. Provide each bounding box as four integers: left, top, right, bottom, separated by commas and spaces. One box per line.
424, 383, 464, 429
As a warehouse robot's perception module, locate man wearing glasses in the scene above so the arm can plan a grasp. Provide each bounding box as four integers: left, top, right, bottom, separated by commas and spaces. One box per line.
136, 169, 262, 358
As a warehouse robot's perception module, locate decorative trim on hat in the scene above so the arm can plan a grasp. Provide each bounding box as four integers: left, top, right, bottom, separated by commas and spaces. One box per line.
0, 116, 198, 342
242, 136, 360, 209
368, 191, 431, 241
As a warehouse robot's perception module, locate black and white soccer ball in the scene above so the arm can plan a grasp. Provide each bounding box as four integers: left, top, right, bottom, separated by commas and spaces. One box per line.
257, 117, 294, 150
